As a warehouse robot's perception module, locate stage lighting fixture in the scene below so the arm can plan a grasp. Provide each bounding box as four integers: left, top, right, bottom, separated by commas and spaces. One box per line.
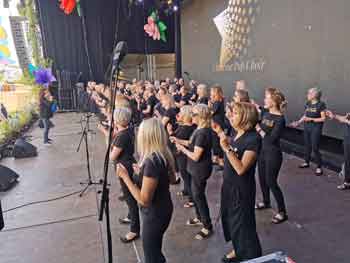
173, 5, 179, 11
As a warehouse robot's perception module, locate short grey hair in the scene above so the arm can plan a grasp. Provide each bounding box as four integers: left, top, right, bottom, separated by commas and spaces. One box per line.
309, 86, 322, 100
114, 107, 132, 126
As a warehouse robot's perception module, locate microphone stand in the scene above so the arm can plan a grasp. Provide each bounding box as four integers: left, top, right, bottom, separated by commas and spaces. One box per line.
77, 113, 101, 197
98, 65, 120, 263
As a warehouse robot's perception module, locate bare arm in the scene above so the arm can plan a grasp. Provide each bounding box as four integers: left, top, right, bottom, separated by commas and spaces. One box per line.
110, 146, 123, 162
177, 145, 204, 162
117, 164, 157, 208
225, 150, 258, 176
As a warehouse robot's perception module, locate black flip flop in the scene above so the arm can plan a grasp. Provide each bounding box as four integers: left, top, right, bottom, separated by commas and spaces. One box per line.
272, 213, 288, 224
195, 228, 213, 240
120, 234, 140, 244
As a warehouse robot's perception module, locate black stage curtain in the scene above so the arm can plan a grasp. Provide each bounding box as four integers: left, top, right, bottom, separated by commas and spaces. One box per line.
35, 0, 175, 82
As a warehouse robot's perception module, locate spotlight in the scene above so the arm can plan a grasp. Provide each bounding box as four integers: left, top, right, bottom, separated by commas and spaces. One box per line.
173, 5, 179, 11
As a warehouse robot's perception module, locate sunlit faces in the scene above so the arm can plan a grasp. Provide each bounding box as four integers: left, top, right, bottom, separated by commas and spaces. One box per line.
264, 91, 274, 109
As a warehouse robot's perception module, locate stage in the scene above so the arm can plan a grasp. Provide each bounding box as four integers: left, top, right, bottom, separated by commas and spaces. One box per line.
0, 113, 349, 263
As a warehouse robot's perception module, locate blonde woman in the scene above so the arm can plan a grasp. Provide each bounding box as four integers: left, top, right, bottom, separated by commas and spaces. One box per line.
212, 102, 262, 262
255, 88, 288, 224
290, 86, 326, 175
176, 104, 213, 240
169, 106, 196, 205
117, 118, 176, 263
195, 84, 209, 105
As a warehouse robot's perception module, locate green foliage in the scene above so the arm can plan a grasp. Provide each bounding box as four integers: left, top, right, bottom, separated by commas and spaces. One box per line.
17, 0, 44, 67
0, 104, 37, 144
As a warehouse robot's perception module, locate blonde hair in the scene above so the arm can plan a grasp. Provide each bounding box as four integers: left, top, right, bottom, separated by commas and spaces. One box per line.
114, 107, 132, 127
197, 84, 208, 98
180, 105, 192, 123
266, 87, 287, 113
232, 102, 258, 131
137, 118, 175, 171
115, 94, 130, 108
161, 94, 175, 108
193, 104, 211, 128
234, 89, 250, 103
309, 86, 322, 100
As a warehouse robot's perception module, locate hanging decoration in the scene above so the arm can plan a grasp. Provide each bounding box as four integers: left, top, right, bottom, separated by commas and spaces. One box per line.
28, 63, 39, 78
59, 0, 82, 16
33, 68, 57, 88
144, 11, 167, 42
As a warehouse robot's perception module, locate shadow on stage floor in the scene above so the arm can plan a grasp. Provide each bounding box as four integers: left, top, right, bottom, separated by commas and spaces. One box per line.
1, 113, 349, 263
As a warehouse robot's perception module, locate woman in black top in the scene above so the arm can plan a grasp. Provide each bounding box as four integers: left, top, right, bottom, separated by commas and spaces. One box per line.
255, 88, 288, 224
117, 118, 176, 263
176, 104, 213, 240
39, 88, 54, 145
169, 106, 197, 206
195, 84, 209, 105
326, 110, 350, 190
109, 107, 140, 243
290, 86, 326, 176
213, 102, 262, 262
175, 85, 192, 108
142, 85, 159, 119
210, 85, 226, 167
161, 94, 179, 131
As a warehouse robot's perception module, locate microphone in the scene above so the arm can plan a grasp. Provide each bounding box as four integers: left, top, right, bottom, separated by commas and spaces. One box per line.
112, 41, 128, 73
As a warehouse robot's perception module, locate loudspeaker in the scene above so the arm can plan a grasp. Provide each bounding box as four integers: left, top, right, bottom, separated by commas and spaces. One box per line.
0, 200, 4, 231
0, 165, 19, 191
13, 138, 37, 159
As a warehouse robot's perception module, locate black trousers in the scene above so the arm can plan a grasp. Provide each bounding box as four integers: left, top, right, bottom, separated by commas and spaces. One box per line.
258, 150, 287, 213
191, 173, 212, 230
120, 175, 140, 234
344, 138, 350, 184
304, 126, 323, 168
177, 156, 192, 200
212, 131, 224, 159
142, 204, 173, 263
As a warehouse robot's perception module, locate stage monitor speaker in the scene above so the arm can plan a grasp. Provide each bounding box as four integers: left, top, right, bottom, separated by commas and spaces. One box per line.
0, 165, 19, 191
13, 138, 37, 159
0, 200, 4, 231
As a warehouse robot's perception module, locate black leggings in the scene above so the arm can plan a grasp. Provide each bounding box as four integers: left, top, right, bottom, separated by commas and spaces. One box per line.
304, 127, 322, 168
212, 131, 224, 159
344, 139, 350, 184
258, 150, 287, 213
191, 174, 212, 230
177, 159, 192, 201
120, 178, 140, 234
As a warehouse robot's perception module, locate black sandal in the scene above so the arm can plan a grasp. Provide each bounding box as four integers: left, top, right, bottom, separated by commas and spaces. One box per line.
195, 228, 213, 240
298, 162, 310, 169
120, 233, 140, 243
272, 213, 288, 224
184, 201, 195, 208
315, 168, 323, 176
186, 218, 202, 226
118, 217, 131, 225
221, 255, 241, 263
337, 183, 350, 190
255, 202, 271, 210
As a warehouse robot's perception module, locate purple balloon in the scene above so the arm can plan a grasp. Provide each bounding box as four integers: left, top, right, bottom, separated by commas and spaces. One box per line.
34, 68, 56, 88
